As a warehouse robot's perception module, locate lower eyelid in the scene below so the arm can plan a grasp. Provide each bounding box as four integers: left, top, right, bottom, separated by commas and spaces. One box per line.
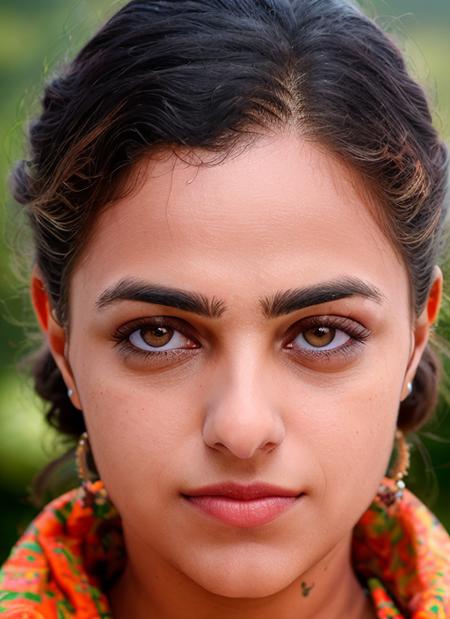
285, 338, 367, 363
117, 340, 199, 362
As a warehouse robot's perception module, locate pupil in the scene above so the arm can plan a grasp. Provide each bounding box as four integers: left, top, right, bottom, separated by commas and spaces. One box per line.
315, 327, 328, 337
153, 327, 167, 338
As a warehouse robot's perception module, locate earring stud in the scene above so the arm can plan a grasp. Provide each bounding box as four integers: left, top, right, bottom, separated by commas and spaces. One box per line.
67, 388, 73, 398
407, 382, 413, 396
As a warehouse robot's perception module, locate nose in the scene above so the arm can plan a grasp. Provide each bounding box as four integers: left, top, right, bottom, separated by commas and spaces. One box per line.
202, 352, 286, 459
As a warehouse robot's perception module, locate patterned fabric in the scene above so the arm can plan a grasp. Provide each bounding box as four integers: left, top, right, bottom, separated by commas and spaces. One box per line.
352, 483, 450, 618
1, 479, 449, 618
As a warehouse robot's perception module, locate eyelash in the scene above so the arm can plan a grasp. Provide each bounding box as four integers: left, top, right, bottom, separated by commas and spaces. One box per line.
111, 315, 371, 363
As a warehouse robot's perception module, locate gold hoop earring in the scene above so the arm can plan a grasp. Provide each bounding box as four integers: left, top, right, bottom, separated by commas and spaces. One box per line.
76, 432, 109, 505
376, 429, 410, 507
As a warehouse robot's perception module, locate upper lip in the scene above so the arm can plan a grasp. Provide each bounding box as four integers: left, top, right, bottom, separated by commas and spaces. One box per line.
182, 482, 302, 500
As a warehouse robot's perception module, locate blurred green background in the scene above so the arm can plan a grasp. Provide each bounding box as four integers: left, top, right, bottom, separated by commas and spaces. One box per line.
1, 0, 450, 562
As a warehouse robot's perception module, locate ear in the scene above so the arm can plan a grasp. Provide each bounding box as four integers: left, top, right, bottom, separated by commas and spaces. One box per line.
30, 264, 82, 410
400, 265, 443, 401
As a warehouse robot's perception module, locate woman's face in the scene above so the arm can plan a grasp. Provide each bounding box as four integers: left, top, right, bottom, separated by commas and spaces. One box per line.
48, 134, 426, 596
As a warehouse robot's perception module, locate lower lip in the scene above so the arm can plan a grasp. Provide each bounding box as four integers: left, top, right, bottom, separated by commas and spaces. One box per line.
182, 495, 300, 527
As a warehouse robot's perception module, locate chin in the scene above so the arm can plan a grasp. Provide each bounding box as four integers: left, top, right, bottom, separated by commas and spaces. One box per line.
186, 557, 297, 599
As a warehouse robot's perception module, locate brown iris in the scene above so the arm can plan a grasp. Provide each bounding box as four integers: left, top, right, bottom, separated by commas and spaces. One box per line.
303, 326, 335, 348
141, 326, 173, 347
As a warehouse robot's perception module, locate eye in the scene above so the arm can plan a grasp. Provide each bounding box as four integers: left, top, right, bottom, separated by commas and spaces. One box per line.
294, 325, 350, 351
112, 317, 199, 359
285, 315, 370, 358
130, 324, 190, 352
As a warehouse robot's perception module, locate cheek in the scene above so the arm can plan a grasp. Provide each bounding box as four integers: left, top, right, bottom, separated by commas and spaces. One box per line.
319, 389, 396, 480
74, 362, 198, 507
297, 364, 401, 521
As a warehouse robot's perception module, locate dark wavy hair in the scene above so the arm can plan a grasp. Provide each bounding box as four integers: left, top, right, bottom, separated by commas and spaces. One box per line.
10, 0, 449, 495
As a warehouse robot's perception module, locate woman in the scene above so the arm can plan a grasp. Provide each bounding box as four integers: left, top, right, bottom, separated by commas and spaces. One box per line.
1, 0, 449, 617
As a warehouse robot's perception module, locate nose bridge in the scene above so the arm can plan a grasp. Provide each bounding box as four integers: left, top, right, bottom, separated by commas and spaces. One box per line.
202, 342, 285, 459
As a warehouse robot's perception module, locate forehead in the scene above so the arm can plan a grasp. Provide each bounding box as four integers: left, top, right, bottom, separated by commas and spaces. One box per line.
71, 133, 408, 314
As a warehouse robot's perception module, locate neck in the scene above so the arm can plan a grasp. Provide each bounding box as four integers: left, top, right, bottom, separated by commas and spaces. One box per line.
108, 529, 376, 619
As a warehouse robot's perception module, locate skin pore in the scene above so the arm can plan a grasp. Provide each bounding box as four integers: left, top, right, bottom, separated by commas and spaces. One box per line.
31, 133, 442, 619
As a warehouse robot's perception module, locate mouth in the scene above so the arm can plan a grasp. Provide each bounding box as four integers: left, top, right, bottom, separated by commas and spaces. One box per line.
181, 482, 304, 528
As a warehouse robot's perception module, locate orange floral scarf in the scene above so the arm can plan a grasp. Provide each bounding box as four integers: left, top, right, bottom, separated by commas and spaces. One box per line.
1, 481, 449, 618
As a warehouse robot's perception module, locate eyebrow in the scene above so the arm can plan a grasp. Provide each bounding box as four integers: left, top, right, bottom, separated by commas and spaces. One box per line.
96, 278, 226, 318
95, 276, 385, 318
260, 277, 385, 318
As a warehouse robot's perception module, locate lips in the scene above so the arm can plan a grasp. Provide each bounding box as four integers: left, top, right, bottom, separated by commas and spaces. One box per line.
182, 481, 302, 500
181, 482, 303, 527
